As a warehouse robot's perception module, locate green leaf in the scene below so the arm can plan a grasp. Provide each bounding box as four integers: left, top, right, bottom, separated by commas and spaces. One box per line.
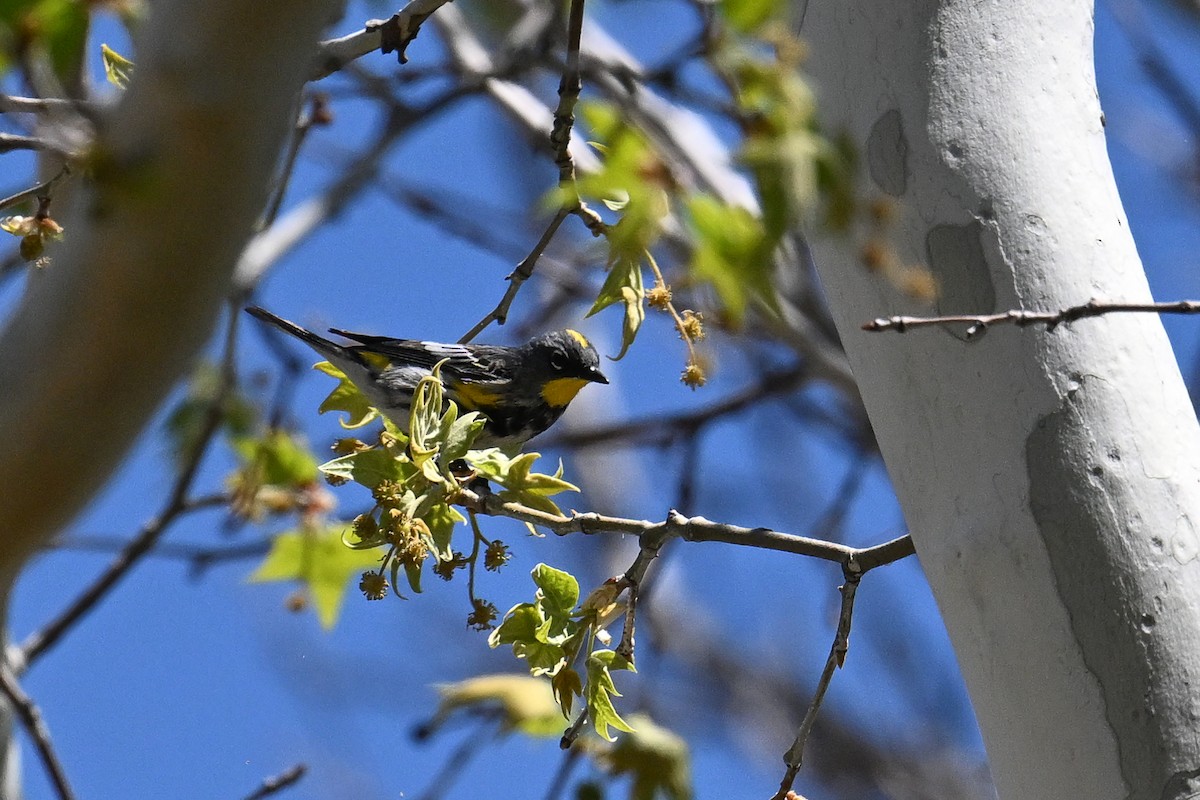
442, 410, 485, 463
586, 649, 636, 741
587, 247, 645, 361
315, 361, 379, 428
231, 429, 319, 486
551, 667, 583, 719
489, 602, 542, 647
424, 501, 464, 559
163, 361, 257, 469
100, 42, 133, 88
0, 0, 88, 81
249, 526, 382, 629
434, 675, 564, 737
532, 563, 579, 616
718, 0, 784, 34
607, 714, 693, 800
319, 447, 407, 490
685, 194, 773, 325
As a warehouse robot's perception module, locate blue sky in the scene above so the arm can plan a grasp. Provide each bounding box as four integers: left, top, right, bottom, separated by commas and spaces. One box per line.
5, 1, 1200, 798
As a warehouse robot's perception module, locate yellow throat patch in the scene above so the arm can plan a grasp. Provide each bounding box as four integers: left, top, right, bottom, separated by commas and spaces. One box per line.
541, 377, 589, 408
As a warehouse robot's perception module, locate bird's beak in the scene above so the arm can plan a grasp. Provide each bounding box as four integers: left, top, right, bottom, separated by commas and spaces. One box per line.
588, 366, 609, 385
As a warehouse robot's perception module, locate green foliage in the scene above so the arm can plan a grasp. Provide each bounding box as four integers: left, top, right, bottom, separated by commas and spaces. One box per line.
432, 674, 565, 738
685, 194, 774, 325
717, 0, 785, 34
0, 0, 88, 80
315, 360, 379, 428
569, 102, 673, 360
164, 362, 257, 468
491, 564, 636, 742
100, 42, 132, 88
604, 714, 693, 800
248, 525, 382, 630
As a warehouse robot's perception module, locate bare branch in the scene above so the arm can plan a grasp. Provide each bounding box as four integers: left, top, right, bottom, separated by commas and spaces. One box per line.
242, 763, 307, 800
773, 560, 863, 800
0, 165, 72, 214
862, 298, 1200, 336
313, 0, 453, 80
459, 208, 570, 343
0, 665, 75, 800
456, 489, 914, 569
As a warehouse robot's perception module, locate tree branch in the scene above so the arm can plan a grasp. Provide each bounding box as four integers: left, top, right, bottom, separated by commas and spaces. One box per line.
773, 560, 863, 800
862, 298, 1200, 336
455, 489, 914, 569
0, 665, 75, 800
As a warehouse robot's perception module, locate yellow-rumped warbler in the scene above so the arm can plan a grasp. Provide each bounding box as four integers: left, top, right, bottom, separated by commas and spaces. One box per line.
246, 306, 608, 449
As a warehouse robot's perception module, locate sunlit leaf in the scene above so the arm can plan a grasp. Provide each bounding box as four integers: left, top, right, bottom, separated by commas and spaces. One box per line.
249, 526, 382, 629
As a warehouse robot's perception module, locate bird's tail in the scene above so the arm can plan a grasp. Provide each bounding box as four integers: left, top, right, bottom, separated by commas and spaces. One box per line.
244, 306, 348, 361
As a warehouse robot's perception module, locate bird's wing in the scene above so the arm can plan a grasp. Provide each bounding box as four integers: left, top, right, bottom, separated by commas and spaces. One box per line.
329, 329, 508, 384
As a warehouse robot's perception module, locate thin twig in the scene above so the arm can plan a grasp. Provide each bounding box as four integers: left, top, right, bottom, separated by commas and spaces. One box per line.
550, 0, 606, 235
861, 299, 1200, 336
559, 707, 589, 749
611, 527, 669, 663
261, 93, 331, 230
459, 208, 569, 343
0, 164, 72, 214
14, 307, 242, 673
541, 745, 582, 800
415, 714, 500, 800
772, 559, 863, 800
242, 763, 307, 800
0, 665, 76, 800
455, 490, 914, 569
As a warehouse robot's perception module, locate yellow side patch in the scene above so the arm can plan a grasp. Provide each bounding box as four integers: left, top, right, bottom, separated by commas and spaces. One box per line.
453, 381, 502, 411
359, 351, 391, 371
565, 329, 590, 349
541, 377, 589, 408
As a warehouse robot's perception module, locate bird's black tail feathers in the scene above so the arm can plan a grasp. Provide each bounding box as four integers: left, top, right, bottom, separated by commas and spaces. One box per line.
244, 306, 349, 361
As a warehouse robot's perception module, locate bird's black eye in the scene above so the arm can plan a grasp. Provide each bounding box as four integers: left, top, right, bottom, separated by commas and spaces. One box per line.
549, 352, 567, 371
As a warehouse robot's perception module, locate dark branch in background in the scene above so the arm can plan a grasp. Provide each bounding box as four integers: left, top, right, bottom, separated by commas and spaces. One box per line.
55, 530, 268, 579
0, 164, 71, 214
0, 665, 75, 800
1108, 0, 1200, 173
241, 763, 307, 800
260, 93, 332, 230
541, 746, 583, 800
415, 712, 502, 800
772, 560, 862, 800
862, 298, 1200, 336
11, 307, 242, 674
543, 363, 809, 449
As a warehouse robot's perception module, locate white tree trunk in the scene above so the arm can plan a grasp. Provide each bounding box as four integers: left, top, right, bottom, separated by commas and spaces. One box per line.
802, 2, 1200, 798
0, 0, 342, 575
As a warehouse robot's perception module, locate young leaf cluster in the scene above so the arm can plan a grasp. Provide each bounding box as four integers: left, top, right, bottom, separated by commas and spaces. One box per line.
571, 103, 709, 387
490, 564, 636, 742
